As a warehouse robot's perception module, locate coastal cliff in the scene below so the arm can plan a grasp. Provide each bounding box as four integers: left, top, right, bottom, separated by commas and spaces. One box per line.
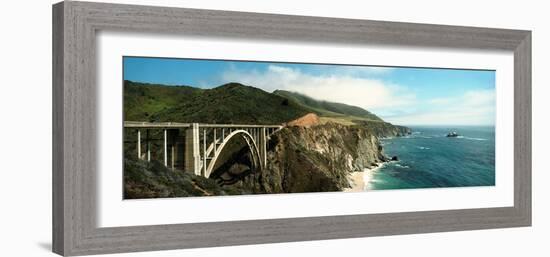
215, 122, 390, 194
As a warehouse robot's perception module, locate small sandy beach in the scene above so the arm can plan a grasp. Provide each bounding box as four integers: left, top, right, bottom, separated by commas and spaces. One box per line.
345, 163, 388, 192
344, 171, 367, 192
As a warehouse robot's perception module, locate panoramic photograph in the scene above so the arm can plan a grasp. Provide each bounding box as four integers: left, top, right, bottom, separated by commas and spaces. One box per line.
122, 56, 496, 199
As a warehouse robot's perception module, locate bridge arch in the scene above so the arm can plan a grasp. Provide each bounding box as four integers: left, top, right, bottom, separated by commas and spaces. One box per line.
204, 129, 262, 178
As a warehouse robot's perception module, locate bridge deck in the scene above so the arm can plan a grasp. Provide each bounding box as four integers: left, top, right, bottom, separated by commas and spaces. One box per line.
124, 121, 283, 128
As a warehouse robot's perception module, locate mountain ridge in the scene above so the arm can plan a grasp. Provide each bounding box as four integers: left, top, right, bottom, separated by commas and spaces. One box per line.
273, 89, 383, 122
124, 81, 310, 124
124, 80, 401, 128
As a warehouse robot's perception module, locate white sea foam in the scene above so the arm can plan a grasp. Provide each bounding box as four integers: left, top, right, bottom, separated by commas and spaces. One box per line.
463, 137, 488, 141
454, 135, 487, 141
450, 136, 487, 141
362, 162, 388, 190
394, 163, 410, 169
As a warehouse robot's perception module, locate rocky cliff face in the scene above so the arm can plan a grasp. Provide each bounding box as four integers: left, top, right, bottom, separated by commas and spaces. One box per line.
394, 125, 412, 136
223, 123, 387, 193
357, 120, 412, 138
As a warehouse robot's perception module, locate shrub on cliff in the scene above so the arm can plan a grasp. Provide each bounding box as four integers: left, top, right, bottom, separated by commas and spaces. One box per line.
124, 158, 250, 199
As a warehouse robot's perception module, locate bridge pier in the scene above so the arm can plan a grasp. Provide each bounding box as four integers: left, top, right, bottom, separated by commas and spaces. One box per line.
171, 135, 175, 169
185, 123, 201, 176
260, 127, 267, 169
163, 129, 167, 166
202, 128, 207, 177
146, 129, 150, 161
137, 130, 141, 160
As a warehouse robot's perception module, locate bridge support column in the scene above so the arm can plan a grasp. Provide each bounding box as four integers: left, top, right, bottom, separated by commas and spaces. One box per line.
146, 129, 150, 162
260, 127, 267, 169
137, 130, 141, 160
163, 129, 167, 166
185, 123, 201, 176
213, 128, 217, 153
171, 140, 175, 169
202, 128, 207, 177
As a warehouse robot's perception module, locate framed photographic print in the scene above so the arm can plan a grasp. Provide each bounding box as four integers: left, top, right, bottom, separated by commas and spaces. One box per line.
52, 1, 531, 256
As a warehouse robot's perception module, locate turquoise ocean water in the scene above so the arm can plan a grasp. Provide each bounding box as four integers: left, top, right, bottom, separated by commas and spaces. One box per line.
368, 126, 495, 190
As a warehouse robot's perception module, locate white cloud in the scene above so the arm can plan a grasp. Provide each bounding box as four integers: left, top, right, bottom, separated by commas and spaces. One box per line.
222, 65, 415, 110
428, 97, 453, 105
220, 65, 494, 126
385, 89, 495, 126
329, 66, 395, 76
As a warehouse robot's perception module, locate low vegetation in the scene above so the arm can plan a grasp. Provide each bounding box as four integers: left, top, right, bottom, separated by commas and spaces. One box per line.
124, 81, 310, 124
124, 157, 259, 198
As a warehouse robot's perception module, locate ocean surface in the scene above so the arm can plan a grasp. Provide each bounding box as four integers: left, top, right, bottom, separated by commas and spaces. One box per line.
367, 126, 495, 190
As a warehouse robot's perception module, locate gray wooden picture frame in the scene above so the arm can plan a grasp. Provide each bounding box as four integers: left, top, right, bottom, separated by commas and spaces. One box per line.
52, 1, 531, 256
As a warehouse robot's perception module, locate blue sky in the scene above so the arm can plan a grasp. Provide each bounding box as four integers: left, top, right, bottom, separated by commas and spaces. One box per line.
124, 57, 495, 126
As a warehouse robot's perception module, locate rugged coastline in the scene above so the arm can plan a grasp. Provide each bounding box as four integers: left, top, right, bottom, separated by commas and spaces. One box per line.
122, 81, 411, 198
124, 120, 409, 198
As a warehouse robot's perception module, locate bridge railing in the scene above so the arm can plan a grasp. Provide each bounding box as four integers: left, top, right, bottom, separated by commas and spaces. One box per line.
124, 121, 282, 129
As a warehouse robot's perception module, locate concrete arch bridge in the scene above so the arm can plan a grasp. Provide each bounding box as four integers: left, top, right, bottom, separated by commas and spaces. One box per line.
124, 121, 283, 178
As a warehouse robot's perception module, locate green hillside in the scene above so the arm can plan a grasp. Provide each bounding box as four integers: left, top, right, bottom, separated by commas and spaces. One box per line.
124, 81, 310, 124
273, 90, 382, 122
124, 80, 386, 125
